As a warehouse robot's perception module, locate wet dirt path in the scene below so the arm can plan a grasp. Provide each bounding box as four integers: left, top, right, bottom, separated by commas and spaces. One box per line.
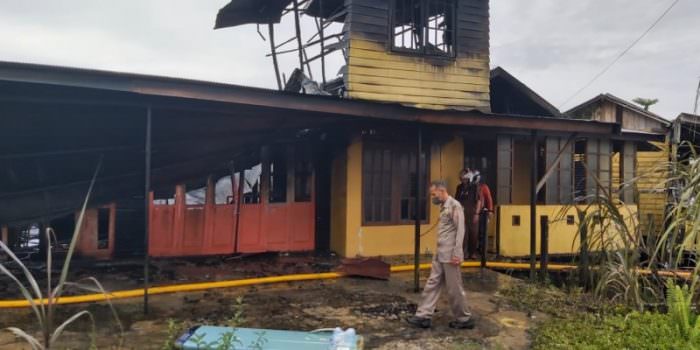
0, 269, 543, 349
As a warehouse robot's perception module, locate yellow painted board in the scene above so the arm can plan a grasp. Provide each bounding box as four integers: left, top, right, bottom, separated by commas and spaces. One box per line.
498, 205, 638, 257
349, 57, 487, 77
347, 74, 491, 93
349, 91, 490, 108
348, 39, 490, 61
348, 65, 490, 85
347, 46, 490, 70
348, 82, 489, 100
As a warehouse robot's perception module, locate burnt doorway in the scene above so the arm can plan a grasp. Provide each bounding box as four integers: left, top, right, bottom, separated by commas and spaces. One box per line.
314, 141, 333, 253
464, 138, 497, 199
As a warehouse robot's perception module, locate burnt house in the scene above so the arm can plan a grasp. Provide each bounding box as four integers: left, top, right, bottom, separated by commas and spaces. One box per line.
0, 0, 663, 261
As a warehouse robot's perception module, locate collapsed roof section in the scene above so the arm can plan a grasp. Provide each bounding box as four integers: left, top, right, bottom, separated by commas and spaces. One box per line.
215, 0, 345, 94
214, 0, 295, 28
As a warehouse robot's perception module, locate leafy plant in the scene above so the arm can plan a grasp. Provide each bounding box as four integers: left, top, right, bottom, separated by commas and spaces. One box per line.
0, 161, 123, 349
653, 143, 700, 288
162, 318, 183, 350
225, 296, 246, 328
249, 331, 268, 350
665, 279, 700, 345
562, 159, 662, 310
215, 330, 242, 350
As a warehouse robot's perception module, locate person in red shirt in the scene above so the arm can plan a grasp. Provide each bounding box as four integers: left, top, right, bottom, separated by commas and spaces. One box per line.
471, 171, 494, 258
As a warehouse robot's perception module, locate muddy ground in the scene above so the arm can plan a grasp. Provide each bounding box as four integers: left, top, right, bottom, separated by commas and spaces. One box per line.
0, 262, 546, 350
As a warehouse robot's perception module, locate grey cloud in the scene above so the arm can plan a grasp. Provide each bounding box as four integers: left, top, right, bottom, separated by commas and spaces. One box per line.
0, 0, 698, 118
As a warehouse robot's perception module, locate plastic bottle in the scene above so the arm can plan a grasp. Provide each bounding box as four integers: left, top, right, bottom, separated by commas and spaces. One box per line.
331, 327, 344, 349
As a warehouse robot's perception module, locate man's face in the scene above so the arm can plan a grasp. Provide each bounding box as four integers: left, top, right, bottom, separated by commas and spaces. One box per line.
430, 185, 448, 205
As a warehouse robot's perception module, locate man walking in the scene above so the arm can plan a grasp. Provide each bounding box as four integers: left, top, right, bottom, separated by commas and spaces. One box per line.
406, 180, 474, 329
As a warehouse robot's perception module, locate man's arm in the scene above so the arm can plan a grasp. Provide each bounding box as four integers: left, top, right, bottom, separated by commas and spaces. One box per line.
451, 204, 465, 262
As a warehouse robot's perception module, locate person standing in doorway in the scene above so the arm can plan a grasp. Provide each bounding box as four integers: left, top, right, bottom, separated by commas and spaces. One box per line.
406, 180, 474, 329
457, 169, 480, 260
472, 171, 493, 256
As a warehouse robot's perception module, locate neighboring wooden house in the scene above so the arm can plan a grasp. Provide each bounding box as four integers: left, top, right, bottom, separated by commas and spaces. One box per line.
566, 93, 671, 234
0, 0, 662, 260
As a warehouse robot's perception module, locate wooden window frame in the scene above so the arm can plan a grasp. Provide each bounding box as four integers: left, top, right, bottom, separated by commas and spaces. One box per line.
388, 0, 458, 58
362, 141, 430, 226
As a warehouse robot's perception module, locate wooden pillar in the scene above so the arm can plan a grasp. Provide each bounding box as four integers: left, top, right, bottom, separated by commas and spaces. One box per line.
414, 127, 423, 293
530, 131, 537, 281
319, 0, 327, 85
292, 0, 304, 73
1, 225, 8, 245
540, 215, 549, 281
268, 24, 282, 90
143, 107, 152, 315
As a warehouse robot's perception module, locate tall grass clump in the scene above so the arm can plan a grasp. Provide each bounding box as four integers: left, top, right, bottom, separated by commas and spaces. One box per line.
654, 142, 700, 285
0, 162, 123, 349
568, 142, 700, 310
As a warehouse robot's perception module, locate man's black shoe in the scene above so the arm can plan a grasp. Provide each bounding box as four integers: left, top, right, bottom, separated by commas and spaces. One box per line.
406, 316, 432, 329
449, 318, 476, 329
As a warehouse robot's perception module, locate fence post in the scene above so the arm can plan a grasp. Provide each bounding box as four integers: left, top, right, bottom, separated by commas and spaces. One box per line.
540, 216, 549, 282
480, 211, 488, 268
578, 211, 590, 289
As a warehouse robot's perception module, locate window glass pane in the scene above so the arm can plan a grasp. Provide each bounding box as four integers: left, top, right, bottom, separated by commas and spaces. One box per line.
363, 142, 428, 224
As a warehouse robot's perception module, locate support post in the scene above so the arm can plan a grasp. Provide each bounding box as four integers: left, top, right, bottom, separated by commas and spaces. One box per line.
319, 0, 327, 86
578, 210, 590, 289
414, 127, 423, 293
530, 130, 537, 281
268, 24, 283, 90
143, 107, 152, 315
480, 210, 488, 269
540, 215, 549, 281
234, 164, 243, 254
1, 225, 8, 245
292, 0, 304, 73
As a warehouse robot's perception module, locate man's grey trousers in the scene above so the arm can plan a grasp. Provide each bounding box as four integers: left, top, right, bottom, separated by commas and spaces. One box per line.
415, 259, 472, 322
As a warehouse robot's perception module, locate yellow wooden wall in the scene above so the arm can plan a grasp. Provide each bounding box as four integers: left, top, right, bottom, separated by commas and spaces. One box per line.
330, 135, 465, 257
637, 141, 669, 233
343, 0, 491, 111
511, 140, 532, 204
498, 205, 638, 256
346, 39, 491, 111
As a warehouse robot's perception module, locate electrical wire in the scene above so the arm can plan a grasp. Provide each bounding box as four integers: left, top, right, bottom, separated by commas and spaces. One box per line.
559, 0, 682, 109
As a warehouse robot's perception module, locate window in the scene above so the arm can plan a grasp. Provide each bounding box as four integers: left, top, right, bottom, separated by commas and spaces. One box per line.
391, 0, 456, 57
294, 146, 313, 202
185, 185, 207, 205
97, 208, 110, 250
243, 164, 262, 204
363, 142, 429, 225
153, 188, 175, 205
269, 149, 288, 203
214, 176, 234, 205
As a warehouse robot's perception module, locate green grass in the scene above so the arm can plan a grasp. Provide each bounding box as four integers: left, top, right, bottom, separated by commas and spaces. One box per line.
532, 312, 696, 350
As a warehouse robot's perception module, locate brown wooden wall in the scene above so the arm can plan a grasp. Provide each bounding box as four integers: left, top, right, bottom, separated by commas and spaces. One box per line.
343, 0, 491, 111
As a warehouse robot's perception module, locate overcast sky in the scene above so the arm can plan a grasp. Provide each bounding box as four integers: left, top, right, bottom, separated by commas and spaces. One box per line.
1, 0, 698, 118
